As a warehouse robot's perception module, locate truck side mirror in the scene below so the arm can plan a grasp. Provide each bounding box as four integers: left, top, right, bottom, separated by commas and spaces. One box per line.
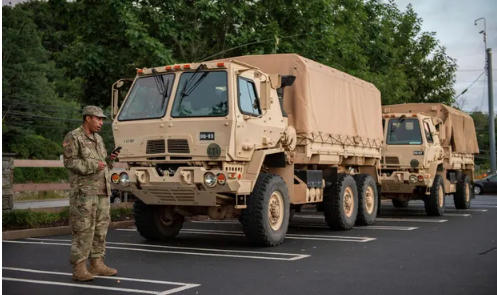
259, 79, 271, 110
111, 79, 131, 119
112, 88, 119, 118
275, 75, 296, 118
438, 123, 446, 141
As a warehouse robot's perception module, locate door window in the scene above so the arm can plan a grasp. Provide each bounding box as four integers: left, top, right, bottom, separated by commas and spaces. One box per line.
238, 77, 261, 116
424, 121, 434, 143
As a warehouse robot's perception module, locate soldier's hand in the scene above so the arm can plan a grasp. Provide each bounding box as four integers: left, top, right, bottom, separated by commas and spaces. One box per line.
98, 161, 106, 171
110, 150, 120, 160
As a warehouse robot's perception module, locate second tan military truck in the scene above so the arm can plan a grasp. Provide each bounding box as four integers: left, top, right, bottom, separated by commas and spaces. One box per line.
380, 103, 479, 216
109, 54, 384, 246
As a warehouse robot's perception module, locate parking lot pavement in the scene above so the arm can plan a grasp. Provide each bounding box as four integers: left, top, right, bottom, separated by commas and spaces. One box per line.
3, 195, 497, 295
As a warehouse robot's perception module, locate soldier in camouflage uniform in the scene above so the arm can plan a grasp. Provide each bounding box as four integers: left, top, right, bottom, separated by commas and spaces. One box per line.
63, 106, 120, 282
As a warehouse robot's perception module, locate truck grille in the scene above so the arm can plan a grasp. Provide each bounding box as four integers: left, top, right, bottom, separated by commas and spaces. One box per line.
385, 157, 400, 165
168, 139, 190, 154
148, 188, 195, 203
146, 140, 165, 154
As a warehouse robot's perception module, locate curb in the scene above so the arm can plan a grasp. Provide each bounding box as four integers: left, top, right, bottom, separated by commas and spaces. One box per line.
2, 220, 136, 241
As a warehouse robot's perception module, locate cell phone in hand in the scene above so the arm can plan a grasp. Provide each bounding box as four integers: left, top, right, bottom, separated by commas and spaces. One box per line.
112, 146, 122, 154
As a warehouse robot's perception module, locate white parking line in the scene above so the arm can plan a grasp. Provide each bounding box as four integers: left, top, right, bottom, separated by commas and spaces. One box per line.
295, 214, 450, 223
190, 220, 239, 224
290, 224, 418, 231
2, 267, 200, 295
178, 228, 376, 243
376, 218, 448, 223
117, 228, 375, 242
382, 203, 497, 209
5, 238, 309, 261
382, 212, 471, 217
392, 208, 487, 213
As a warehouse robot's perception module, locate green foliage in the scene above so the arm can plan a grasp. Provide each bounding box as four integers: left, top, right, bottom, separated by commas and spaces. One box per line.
110, 207, 134, 220
7, 133, 62, 160
2, 208, 69, 229
470, 111, 497, 167
2, 0, 463, 180
2, 207, 133, 230
13, 168, 69, 184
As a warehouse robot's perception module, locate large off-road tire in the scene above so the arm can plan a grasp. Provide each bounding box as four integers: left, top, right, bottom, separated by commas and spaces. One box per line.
133, 199, 184, 241
354, 174, 378, 226
323, 173, 358, 230
424, 175, 445, 216
392, 199, 409, 208
454, 174, 471, 209
240, 173, 290, 247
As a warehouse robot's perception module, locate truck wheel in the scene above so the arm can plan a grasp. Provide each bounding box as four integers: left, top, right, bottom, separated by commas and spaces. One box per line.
392, 199, 409, 208
454, 174, 471, 209
424, 175, 445, 216
240, 173, 290, 247
133, 199, 184, 241
323, 173, 358, 230
354, 174, 378, 225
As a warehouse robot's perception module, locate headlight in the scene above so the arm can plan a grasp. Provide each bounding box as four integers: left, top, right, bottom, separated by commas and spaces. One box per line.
204, 172, 217, 187
409, 175, 417, 183
119, 172, 130, 186
111, 173, 120, 184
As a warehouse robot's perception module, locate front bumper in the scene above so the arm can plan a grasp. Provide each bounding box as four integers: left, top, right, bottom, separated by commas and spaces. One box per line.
110, 166, 244, 206
381, 171, 432, 194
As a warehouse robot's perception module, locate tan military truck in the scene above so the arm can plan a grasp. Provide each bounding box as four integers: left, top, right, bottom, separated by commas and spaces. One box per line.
109, 53, 384, 246
380, 103, 479, 216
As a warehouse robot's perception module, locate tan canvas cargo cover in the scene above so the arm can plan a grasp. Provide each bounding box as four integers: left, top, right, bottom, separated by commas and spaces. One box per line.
213, 54, 383, 147
381, 103, 479, 154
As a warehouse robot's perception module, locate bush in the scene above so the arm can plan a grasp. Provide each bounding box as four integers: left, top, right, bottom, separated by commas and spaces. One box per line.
2, 207, 133, 231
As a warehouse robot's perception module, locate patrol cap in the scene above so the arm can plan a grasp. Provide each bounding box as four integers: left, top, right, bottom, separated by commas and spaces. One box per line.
82, 105, 107, 118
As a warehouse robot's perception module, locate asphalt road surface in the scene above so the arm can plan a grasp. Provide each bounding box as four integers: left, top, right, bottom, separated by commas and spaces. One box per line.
3, 195, 497, 295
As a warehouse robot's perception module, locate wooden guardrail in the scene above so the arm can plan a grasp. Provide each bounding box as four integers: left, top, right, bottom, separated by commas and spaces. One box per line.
13, 160, 127, 192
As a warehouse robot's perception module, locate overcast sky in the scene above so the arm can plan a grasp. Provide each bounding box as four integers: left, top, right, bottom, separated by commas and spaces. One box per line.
3, 0, 496, 113
393, 0, 497, 113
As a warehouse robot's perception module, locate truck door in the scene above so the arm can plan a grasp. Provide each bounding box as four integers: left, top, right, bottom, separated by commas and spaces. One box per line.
233, 71, 266, 160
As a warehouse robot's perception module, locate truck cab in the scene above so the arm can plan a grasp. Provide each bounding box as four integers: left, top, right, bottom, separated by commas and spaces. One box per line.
109, 60, 298, 246
380, 104, 477, 216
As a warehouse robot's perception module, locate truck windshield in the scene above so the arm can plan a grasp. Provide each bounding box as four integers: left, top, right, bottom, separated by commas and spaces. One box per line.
386, 118, 423, 145
171, 71, 228, 117
118, 74, 175, 121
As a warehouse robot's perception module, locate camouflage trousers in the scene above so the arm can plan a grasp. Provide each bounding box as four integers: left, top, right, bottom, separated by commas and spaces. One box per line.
69, 192, 110, 266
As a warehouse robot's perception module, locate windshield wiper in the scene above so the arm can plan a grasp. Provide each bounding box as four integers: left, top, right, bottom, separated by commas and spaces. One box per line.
390, 114, 406, 133
151, 68, 170, 109
177, 64, 208, 110
179, 64, 206, 98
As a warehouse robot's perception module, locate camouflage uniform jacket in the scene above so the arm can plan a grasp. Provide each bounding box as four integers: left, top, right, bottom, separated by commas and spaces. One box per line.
63, 126, 114, 196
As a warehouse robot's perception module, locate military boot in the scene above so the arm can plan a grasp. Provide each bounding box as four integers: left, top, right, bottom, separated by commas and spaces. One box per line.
89, 258, 117, 276
72, 260, 95, 281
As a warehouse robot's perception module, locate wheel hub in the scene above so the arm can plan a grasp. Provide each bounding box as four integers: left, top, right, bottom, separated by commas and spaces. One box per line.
269, 191, 284, 231
365, 186, 375, 214
344, 187, 354, 217
465, 183, 470, 202
158, 206, 177, 226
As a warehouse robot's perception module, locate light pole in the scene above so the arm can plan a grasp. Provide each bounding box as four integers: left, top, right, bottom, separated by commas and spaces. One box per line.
475, 17, 496, 174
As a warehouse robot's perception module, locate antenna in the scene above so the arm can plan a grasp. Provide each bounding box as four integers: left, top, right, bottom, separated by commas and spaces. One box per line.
198, 32, 313, 62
